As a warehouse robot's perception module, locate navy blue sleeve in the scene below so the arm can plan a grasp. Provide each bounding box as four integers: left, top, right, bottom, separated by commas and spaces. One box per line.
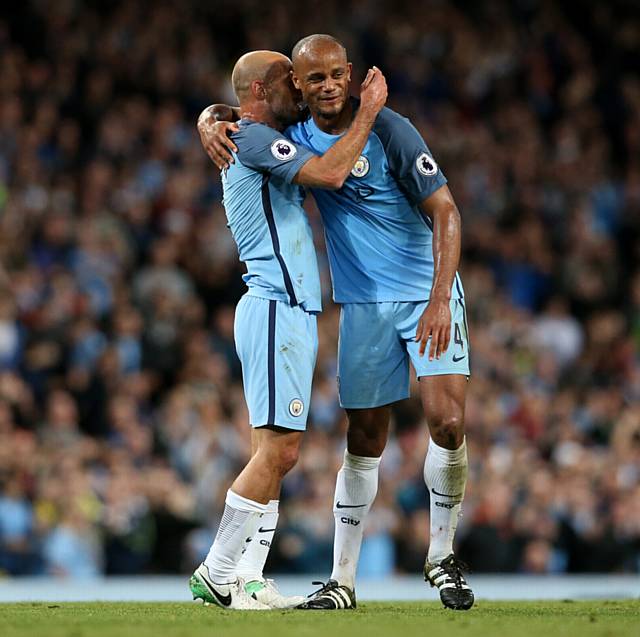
372, 107, 447, 205
232, 122, 316, 183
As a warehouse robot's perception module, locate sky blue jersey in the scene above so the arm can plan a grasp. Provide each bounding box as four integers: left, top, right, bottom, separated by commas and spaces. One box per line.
222, 119, 322, 312
286, 102, 464, 303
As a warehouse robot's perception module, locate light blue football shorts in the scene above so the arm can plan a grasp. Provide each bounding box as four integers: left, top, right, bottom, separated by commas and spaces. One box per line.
337, 298, 470, 409
234, 294, 318, 430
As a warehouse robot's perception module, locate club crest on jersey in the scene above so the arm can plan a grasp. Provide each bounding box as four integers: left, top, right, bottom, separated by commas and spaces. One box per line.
289, 398, 304, 417
351, 155, 370, 178
416, 153, 438, 176
271, 139, 297, 161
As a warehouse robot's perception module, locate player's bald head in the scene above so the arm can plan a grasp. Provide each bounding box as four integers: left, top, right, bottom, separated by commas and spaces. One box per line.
291, 34, 347, 67
231, 50, 291, 101
290, 35, 352, 121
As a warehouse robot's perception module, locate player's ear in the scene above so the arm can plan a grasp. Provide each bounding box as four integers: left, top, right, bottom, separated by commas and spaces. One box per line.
347, 62, 352, 82
251, 80, 267, 101
291, 72, 301, 90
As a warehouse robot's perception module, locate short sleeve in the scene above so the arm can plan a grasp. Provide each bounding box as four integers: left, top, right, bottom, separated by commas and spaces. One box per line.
232, 122, 316, 183
372, 108, 447, 205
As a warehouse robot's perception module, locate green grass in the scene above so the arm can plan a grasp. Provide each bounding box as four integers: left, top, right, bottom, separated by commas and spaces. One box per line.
0, 601, 637, 637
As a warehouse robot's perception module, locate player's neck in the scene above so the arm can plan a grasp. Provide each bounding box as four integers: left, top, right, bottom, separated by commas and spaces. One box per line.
312, 99, 353, 135
239, 102, 285, 132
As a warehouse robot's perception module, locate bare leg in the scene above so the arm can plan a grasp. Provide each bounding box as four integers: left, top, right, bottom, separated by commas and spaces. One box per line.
204, 426, 302, 583
419, 374, 467, 450
232, 427, 303, 504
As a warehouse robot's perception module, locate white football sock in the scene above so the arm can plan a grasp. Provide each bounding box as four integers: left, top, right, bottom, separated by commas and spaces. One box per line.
204, 490, 268, 584
330, 450, 380, 589
235, 499, 279, 582
424, 437, 468, 563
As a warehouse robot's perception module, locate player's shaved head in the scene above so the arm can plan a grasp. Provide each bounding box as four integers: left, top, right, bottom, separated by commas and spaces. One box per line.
291, 34, 352, 125
292, 34, 347, 66
231, 50, 291, 102
230, 50, 302, 129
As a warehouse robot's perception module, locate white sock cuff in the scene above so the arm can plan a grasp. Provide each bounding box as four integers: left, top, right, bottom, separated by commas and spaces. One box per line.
225, 490, 269, 514
428, 437, 467, 465
343, 450, 381, 471
267, 499, 279, 514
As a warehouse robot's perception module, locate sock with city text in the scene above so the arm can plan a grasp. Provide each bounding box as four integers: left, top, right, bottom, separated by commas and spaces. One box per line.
235, 499, 279, 582
424, 437, 468, 563
330, 450, 381, 589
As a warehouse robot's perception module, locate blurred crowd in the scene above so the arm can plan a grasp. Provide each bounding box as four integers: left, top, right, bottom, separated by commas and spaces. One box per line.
0, 0, 639, 578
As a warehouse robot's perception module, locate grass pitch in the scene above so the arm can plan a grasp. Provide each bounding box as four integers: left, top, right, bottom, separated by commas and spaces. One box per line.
1, 601, 637, 637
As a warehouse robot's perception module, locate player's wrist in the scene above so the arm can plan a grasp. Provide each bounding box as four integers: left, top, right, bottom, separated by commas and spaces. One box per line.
355, 103, 378, 125
429, 289, 451, 302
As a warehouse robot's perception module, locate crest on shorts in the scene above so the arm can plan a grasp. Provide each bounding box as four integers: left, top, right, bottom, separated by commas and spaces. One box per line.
271, 139, 297, 161
289, 398, 304, 417
351, 155, 370, 178
416, 152, 438, 176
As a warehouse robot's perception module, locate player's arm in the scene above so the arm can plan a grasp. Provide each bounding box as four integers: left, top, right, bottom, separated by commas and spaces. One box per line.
198, 68, 386, 182
211, 104, 241, 122
415, 185, 461, 361
231, 73, 378, 191
197, 105, 241, 169
292, 68, 387, 189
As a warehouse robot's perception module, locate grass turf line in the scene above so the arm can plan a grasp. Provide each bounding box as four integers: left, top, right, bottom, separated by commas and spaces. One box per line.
0, 601, 637, 637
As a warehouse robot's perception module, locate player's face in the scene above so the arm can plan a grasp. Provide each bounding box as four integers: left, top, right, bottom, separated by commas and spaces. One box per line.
292, 48, 352, 119
264, 60, 304, 127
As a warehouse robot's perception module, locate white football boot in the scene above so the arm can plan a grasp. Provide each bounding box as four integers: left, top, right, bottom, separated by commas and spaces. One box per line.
189, 563, 270, 610
244, 578, 306, 609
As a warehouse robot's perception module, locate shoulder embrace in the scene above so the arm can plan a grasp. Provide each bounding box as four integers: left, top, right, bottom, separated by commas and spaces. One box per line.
231, 120, 264, 141
233, 121, 292, 156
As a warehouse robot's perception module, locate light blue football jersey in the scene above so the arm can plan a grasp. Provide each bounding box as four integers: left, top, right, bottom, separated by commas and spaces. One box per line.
286, 102, 464, 303
222, 119, 322, 312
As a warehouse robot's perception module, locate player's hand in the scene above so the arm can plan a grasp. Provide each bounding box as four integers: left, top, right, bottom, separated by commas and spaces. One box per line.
198, 114, 239, 170
415, 297, 451, 360
359, 66, 387, 118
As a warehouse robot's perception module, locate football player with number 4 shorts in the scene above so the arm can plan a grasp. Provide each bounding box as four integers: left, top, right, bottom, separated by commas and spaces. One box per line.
189, 49, 387, 610
201, 33, 474, 612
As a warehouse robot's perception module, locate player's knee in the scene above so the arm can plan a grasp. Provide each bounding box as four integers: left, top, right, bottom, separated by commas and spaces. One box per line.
277, 443, 300, 474
428, 412, 464, 449
263, 439, 300, 476
343, 408, 390, 456
346, 421, 387, 456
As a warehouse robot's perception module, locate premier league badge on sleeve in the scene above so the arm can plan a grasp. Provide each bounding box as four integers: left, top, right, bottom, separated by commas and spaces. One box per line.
351, 155, 370, 178
271, 139, 297, 161
416, 152, 438, 176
